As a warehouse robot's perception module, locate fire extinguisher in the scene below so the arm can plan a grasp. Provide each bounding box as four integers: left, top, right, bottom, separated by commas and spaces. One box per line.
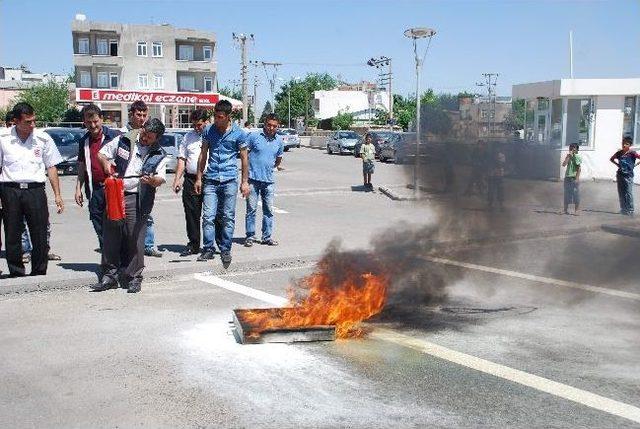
104, 176, 125, 221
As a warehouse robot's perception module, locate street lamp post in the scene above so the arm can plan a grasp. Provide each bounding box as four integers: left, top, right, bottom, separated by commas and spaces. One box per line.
404, 27, 436, 199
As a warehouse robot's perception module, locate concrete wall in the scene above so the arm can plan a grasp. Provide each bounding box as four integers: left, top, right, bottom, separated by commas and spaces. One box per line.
313, 90, 389, 120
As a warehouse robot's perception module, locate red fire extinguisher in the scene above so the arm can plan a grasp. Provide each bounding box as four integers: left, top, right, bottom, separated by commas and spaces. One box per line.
104, 176, 125, 221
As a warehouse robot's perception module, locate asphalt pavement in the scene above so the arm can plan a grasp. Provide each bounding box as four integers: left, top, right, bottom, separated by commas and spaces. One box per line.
1, 147, 640, 428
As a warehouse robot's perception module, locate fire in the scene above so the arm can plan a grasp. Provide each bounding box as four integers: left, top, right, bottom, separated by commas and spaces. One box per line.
240, 266, 388, 339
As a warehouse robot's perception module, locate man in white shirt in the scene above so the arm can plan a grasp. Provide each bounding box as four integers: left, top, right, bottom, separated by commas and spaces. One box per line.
94, 118, 167, 293
172, 108, 208, 256
0, 102, 64, 277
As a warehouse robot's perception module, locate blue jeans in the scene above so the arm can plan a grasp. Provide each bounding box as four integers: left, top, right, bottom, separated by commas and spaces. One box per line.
617, 172, 634, 215
245, 179, 275, 241
144, 215, 155, 250
563, 177, 580, 208
202, 179, 238, 253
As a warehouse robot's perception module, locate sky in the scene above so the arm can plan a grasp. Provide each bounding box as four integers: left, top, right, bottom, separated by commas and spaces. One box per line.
1, 0, 639, 108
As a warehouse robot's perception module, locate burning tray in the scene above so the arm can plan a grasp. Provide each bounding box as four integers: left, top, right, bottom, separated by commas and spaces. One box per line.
232, 308, 336, 344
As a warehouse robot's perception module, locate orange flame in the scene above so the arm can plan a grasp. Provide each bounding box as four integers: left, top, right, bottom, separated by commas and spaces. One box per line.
240, 268, 388, 339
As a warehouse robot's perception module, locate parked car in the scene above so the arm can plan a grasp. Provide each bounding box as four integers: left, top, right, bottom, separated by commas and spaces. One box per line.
353, 130, 398, 158
44, 127, 86, 175
326, 130, 360, 155
377, 133, 403, 162
159, 132, 181, 173
277, 128, 301, 151
394, 132, 431, 164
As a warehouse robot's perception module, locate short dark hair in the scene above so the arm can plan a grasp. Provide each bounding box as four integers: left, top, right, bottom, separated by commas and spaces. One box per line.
214, 99, 233, 116
568, 143, 579, 151
623, 136, 633, 145
264, 113, 279, 123
144, 118, 165, 137
129, 100, 148, 113
12, 102, 34, 118
5, 110, 15, 124
81, 103, 102, 118
190, 108, 209, 123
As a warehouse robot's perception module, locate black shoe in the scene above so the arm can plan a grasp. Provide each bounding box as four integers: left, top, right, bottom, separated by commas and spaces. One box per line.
244, 237, 254, 247
197, 251, 215, 261
262, 239, 279, 246
144, 248, 163, 258
91, 277, 119, 292
127, 282, 141, 293
48, 253, 62, 261
221, 252, 232, 268
180, 247, 199, 257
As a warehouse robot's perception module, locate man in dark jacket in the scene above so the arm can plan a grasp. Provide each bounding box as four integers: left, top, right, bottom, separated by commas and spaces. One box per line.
74, 104, 121, 250
93, 118, 167, 293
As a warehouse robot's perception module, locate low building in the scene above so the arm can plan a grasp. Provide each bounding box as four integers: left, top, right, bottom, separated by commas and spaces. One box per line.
71, 14, 238, 127
0, 66, 67, 110
313, 81, 390, 122
512, 78, 640, 181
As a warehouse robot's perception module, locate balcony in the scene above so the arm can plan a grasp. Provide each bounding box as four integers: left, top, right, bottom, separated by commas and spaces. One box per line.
73, 54, 123, 68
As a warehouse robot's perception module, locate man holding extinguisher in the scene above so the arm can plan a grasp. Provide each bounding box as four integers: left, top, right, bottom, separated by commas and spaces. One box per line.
93, 118, 167, 293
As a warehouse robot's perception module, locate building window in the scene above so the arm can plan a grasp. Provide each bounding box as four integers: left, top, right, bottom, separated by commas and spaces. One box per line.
79, 70, 91, 87
137, 41, 147, 57
78, 37, 89, 54
623, 96, 638, 143
179, 75, 195, 91
153, 73, 164, 90
203, 46, 212, 61
566, 98, 595, 148
109, 72, 118, 88
203, 77, 213, 93
96, 39, 108, 55
152, 41, 163, 57
138, 73, 149, 89
550, 98, 563, 148
109, 40, 118, 56
97, 72, 109, 88
178, 45, 194, 61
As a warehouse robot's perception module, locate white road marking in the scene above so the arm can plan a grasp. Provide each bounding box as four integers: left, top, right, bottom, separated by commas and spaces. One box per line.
195, 270, 640, 423
193, 273, 288, 306
425, 256, 640, 301
371, 329, 640, 425
257, 200, 289, 214
220, 264, 316, 278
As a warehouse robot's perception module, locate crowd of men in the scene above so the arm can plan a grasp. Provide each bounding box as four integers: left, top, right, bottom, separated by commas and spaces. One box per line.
0, 99, 285, 293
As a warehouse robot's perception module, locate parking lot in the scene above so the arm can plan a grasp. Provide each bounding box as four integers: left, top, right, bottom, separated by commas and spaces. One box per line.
2, 147, 640, 428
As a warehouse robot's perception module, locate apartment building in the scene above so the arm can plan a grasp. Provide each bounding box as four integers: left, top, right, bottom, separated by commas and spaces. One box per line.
71, 14, 220, 127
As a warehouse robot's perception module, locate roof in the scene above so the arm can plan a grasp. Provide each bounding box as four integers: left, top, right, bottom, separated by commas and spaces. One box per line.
513, 78, 640, 98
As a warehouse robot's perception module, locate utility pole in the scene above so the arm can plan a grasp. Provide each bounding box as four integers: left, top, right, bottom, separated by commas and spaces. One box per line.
259, 61, 282, 113
367, 56, 393, 127
232, 33, 254, 124
476, 73, 498, 137
250, 60, 260, 127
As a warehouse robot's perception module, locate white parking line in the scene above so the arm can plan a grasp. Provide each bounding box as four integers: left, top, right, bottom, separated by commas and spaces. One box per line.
257, 200, 289, 214
425, 256, 640, 301
193, 271, 640, 424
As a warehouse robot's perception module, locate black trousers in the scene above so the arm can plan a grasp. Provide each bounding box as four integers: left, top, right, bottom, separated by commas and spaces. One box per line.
101, 193, 146, 286
0, 185, 49, 276
182, 175, 203, 251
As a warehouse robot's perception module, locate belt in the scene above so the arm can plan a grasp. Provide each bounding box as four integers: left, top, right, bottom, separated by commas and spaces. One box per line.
2, 182, 45, 189
124, 191, 139, 196
185, 173, 197, 180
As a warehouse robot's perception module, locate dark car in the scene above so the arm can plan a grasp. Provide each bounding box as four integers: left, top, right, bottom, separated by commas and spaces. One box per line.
377, 133, 403, 162
353, 131, 398, 158
44, 127, 86, 175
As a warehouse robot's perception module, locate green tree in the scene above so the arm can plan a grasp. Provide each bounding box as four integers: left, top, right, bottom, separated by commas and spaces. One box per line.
273, 73, 338, 128
14, 80, 70, 123
218, 86, 254, 124
331, 111, 354, 130
504, 98, 525, 131
392, 94, 417, 131
62, 107, 83, 124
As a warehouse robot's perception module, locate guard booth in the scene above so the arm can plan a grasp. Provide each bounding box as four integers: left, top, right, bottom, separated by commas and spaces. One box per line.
512, 79, 640, 182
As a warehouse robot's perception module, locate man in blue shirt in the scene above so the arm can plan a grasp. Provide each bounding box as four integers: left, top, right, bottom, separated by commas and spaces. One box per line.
610, 136, 640, 216
244, 113, 284, 247
194, 100, 249, 267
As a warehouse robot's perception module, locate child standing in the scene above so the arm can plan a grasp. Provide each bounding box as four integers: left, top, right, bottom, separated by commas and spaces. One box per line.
562, 143, 581, 215
360, 134, 376, 191
610, 137, 640, 216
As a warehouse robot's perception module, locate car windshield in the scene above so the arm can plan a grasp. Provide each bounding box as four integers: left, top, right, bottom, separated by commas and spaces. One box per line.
371, 132, 395, 140
338, 132, 358, 139
277, 129, 297, 135
45, 129, 84, 147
